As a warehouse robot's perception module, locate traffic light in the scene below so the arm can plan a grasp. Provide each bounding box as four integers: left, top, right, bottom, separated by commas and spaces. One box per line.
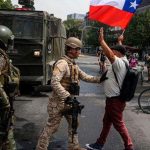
18, 0, 34, 6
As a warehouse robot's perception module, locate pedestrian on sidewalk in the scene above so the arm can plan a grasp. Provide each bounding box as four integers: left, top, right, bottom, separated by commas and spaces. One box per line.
86, 28, 134, 150
98, 50, 107, 74
129, 54, 138, 69
36, 37, 107, 150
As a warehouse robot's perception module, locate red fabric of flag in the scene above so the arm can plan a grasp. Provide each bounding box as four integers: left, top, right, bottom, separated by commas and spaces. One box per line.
89, 5, 133, 29
89, 0, 142, 29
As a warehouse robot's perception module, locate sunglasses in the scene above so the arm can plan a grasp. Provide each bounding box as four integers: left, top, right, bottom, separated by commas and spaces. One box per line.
72, 47, 81, 51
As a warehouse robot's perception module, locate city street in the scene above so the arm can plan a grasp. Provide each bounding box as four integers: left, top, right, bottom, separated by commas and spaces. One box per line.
14, 54, 150, 150
0, 0, 149, 150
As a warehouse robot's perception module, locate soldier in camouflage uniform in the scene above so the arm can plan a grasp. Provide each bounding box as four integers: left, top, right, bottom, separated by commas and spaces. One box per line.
36, 37, 104, 150
0, 25, 16, 150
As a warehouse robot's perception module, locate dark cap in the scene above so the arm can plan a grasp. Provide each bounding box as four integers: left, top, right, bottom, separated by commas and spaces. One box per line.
111, 45, 126, 55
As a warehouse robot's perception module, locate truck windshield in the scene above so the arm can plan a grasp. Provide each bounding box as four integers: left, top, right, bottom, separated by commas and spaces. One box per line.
0, 16, 43, 39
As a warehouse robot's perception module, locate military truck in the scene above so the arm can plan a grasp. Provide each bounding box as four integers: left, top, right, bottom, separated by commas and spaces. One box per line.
0, 9, 66, 92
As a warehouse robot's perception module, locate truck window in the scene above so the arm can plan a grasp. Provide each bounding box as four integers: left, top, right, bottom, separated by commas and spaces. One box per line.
0, 15, 43, 39
0, 16, 13, 29
14, 18, 43, 39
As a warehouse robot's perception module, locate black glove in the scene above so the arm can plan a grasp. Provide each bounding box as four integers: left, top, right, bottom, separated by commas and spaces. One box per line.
100, 70, 108, 83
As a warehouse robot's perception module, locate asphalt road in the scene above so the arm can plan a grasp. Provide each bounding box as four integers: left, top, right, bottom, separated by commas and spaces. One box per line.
14, 55, 150, 150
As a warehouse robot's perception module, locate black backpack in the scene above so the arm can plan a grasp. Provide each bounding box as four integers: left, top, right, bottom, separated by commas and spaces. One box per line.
113, 61, 139, 101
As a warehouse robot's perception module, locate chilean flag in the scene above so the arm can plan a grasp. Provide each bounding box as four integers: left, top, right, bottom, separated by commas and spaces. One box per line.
89, 0, 142, 29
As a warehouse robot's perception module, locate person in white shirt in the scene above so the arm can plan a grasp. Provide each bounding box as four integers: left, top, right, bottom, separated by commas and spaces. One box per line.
86, 28, 134, 150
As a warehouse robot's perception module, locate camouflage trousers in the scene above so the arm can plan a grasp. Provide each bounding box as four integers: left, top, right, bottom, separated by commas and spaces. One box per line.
0, 128, 16, 150
0, 86, 16, 150
36, 96, 80, 150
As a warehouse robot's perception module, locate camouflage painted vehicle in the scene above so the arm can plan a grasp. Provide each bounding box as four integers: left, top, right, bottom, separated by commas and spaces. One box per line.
0, 9, 66, 92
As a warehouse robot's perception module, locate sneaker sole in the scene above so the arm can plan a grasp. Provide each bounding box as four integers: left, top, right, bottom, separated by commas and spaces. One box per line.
85, 144, 100, 150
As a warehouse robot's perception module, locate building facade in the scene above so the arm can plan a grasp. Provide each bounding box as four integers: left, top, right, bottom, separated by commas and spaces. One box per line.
67, 13, 85, 20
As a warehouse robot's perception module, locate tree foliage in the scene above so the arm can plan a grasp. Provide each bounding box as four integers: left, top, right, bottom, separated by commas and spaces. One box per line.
0, 0, 13, 9
86, 10, 150, 54
124, 10, 150, 50
63, 19, 83, 38
85, 21, 113, 48
63, 10, 150, 55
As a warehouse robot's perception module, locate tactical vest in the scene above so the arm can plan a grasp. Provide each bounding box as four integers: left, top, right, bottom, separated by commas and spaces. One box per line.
55, 56, 79, 92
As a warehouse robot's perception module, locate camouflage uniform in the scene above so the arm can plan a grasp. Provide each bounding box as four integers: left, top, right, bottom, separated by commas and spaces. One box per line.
0, 49, 16, 150
36, 55, 100, 150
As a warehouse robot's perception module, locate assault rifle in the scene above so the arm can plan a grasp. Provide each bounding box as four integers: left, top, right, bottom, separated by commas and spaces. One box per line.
64, 97, 84, 142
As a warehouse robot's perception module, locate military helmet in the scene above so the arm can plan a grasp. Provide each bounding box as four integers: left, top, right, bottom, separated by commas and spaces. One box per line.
0, 25, 14, 48
65, 37, 82, 49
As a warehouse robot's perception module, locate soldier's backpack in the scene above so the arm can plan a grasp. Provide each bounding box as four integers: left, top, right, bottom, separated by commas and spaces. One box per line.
113, 61, 139, 102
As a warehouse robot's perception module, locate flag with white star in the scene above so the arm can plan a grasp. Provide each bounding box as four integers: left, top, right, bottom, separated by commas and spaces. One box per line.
123, 0, 142, 13
89, 0, 143, 29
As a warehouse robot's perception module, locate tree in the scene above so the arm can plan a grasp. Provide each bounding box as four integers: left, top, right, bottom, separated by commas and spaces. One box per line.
0, 0, 13, 9
120, 10, 150, 59
63, 19, 83, 38
84, 20, 113, 49
124, 10, 150, 51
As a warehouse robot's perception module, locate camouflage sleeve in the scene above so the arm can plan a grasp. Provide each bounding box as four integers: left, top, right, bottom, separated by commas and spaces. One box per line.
78, 66, 100, 83
51, 60, 70, 100
0, 55, 6, 74
0, 86, 10, 108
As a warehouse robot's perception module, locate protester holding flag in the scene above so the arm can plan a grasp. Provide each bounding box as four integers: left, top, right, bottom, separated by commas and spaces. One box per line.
85, 0, 143, 149
86, 28, 134, 150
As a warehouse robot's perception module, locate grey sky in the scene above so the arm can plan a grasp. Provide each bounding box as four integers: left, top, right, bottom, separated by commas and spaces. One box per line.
12, 0, 90, 20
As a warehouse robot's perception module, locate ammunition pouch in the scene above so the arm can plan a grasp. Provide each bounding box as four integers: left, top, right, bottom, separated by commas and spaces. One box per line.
69, 82, 80, 95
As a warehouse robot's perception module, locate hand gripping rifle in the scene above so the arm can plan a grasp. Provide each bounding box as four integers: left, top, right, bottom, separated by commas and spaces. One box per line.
64, 97, 84, 142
